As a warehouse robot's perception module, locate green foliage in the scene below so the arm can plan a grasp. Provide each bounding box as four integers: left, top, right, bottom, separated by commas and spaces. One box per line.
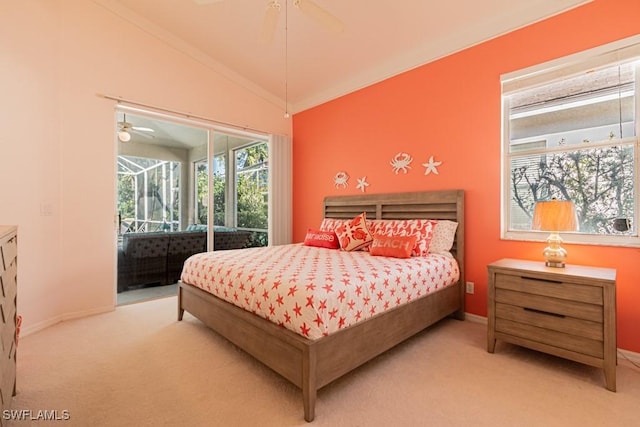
196, 162, 209, 225
196, 156, 228, 226
236, 143, 268, 232
213, 156, 226, 226
117, 174, 135, 221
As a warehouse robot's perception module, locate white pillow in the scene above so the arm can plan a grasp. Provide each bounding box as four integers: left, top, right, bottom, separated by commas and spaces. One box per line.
428, 220, 458, 254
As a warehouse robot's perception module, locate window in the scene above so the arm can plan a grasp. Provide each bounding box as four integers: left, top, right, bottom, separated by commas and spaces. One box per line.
502, 38, 640, 246
193, 136, 269, 248
234, 141, 269, 246
117, 156, 181, 233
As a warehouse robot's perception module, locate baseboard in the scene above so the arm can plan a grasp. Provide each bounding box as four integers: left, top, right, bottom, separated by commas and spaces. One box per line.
618, 348, 640, 366
20, 316, 64, 338
61, 304, 115, 322
465, 312, 640, 366
464, 312, 487, 324
20, 305, 115, 338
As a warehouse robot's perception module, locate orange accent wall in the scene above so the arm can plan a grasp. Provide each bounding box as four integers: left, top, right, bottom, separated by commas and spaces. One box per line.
292, 0, 640, 352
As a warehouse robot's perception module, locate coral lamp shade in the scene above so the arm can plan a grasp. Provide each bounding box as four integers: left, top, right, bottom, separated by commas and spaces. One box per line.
532, 200, 578, 232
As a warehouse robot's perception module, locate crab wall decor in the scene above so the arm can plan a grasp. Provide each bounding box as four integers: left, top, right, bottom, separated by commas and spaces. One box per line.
334, 171, 350, 189
390, 152, 413, 174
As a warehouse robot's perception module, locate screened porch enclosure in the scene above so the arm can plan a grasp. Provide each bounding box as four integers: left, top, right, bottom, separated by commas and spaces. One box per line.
117, 156, 181, 234
116, 117, 270, 248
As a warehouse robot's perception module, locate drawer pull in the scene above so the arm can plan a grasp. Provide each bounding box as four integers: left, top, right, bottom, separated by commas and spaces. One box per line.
521, 276, 562, 285
523, 307, 565, 318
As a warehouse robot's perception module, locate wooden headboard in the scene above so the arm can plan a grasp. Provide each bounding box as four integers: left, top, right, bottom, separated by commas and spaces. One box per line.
323, 189, 465, 309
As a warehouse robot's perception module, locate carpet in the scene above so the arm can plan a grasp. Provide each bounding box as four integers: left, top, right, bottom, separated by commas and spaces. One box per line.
7, 296, 640, 426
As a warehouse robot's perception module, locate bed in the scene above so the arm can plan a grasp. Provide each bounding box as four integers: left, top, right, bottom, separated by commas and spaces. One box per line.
177, 189, 465, 421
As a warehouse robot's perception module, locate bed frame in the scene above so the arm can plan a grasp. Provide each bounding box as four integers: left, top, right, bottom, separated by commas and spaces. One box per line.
178, 189, 465, 422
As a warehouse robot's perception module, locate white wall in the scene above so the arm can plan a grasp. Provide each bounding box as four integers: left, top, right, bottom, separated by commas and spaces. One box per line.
0, 0, 291, 334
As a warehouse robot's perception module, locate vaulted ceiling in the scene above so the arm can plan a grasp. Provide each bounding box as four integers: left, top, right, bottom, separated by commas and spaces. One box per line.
97, 0, 590, 115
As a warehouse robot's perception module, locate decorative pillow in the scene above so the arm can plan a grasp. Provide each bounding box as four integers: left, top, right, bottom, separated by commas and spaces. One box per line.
428, 220, 458, 254
335, 213, 374, 251
369, 234, 417, 258
370, 219, 436, 256
303, 228, 340, 249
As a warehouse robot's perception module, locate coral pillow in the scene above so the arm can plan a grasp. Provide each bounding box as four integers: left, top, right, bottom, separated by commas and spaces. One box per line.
369, 234, 417, 258
303, 228, 340, 249
370, 219, 436, 256
335, 213, 374, 251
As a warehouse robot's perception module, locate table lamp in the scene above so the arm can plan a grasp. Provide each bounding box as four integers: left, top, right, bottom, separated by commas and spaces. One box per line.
532, 199, 578, 268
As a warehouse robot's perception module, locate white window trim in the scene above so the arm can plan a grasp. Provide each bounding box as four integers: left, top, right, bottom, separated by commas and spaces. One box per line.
501, 35, 640, 248
502, 35, 640, 94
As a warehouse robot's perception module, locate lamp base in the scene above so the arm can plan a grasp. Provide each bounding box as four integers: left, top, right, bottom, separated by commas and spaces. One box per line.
542, 232, 568, 268
545, 260, 566, 268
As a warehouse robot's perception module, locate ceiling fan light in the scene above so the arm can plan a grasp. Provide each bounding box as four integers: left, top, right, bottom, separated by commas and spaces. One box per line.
118, 130, 131, 142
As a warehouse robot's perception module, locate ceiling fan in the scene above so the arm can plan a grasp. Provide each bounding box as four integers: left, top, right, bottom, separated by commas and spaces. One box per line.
117, 114, 155, 142
261, 0, 344, 43
194, 0, 344, 43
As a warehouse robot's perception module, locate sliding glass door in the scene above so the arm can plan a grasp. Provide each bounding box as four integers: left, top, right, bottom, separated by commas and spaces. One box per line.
200, 133, 269, 249
115, 106, 288, 302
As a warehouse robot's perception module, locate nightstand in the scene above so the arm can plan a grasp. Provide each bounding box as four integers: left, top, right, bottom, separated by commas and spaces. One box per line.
487, 258, 617, 391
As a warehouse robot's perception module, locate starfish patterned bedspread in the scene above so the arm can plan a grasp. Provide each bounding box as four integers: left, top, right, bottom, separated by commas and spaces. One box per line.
180, 244, 460, 340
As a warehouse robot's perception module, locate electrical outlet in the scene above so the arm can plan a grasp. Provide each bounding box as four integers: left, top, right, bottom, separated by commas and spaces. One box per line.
465, 281, 474, 294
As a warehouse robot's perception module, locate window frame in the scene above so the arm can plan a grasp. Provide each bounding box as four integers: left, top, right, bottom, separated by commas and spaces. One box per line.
501, 35, 640, 248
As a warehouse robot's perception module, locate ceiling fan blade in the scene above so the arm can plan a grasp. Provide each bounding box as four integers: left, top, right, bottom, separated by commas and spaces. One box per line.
132, 126, 154, 133
260, 1, 281, 44
132, 129, 155, 139
294, 0, 344, 33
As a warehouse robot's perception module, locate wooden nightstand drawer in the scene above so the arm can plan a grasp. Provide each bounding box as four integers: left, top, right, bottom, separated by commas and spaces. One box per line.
495, 302, 603, 340
495, 288, 603, 322
487, 258, 616, 391
495, 318, 603, 358
494, 273, 603, 305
